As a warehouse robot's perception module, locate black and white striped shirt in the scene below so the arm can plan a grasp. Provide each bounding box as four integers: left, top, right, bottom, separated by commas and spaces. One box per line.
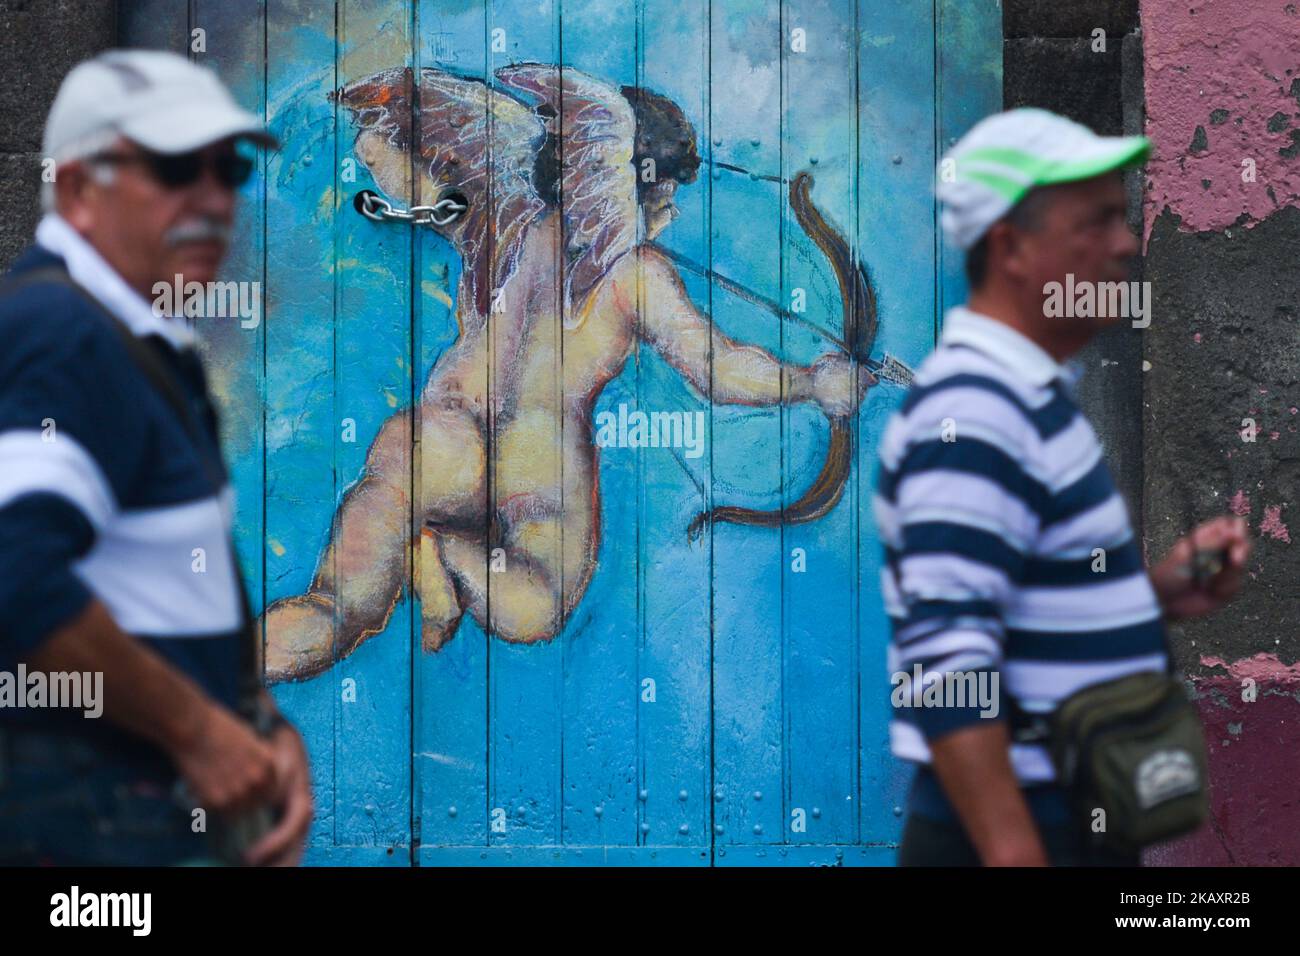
873, 305, 1168, 787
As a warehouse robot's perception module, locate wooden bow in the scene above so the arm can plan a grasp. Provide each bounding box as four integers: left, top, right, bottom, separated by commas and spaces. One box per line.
685, 170, 879, 541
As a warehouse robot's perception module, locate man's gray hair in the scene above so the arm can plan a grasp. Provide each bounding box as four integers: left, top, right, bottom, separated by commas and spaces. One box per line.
40, 128, 125, 212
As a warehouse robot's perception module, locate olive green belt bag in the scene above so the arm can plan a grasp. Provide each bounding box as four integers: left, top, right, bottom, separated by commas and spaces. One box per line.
1047, 671, 1209, 853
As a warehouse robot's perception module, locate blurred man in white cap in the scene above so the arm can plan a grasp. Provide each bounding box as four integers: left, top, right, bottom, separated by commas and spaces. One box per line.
873, 108, 1250, 866
0, 50, 311, 865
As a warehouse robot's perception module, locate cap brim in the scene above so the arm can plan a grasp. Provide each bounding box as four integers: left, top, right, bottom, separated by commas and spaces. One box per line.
119, 102, 279, 154
1037, 136, 1150, 187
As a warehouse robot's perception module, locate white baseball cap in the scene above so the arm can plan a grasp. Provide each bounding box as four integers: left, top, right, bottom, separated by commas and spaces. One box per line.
43, 48, 278, 160
936, 107, 1149, 250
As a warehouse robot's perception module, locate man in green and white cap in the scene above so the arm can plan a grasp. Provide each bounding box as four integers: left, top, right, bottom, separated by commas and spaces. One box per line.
872, 108, 1251, 866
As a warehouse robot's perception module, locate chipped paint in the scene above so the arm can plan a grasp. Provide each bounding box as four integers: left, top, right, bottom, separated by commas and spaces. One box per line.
1141, 0, 1300, 244
1259, 504, 1291, 542
1147, 681, 1300, 866
1200, 651, 1300, 683
1149, 657, 1300, 865
1139, 0, 1300, 870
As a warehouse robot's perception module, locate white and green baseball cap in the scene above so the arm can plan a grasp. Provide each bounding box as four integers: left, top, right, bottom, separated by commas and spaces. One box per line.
43, 49, 278, 161
936, 107, 1150, 249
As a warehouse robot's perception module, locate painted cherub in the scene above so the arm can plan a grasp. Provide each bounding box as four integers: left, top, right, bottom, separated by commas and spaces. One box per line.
265, 63, 872, 682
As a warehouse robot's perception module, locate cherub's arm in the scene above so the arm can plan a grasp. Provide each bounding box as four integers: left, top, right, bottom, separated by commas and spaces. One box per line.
629, 247, 870, 415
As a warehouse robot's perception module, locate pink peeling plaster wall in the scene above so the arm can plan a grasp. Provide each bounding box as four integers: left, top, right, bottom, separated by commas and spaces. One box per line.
1141, 0, 1300, 246
1146, 660, 1300, 867
1140, 0, 1300, 866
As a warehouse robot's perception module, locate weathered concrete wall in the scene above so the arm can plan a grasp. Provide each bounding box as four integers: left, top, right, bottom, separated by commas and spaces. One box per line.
0, 0, 117, 269
1139, 0, 1300, 867
1004, 0, 1147, 527
1009, 0, 1299, 866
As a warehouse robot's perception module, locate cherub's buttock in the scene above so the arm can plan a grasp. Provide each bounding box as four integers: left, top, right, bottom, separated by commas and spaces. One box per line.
496, 491, 563, 529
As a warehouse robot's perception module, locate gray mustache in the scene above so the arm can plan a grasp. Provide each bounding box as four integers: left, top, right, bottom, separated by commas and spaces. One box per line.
164, 220, 231, 246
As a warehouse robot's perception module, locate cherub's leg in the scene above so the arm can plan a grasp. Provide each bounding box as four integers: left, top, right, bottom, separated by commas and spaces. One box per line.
264, 413, 413, 683
416, 525, 465, 652
264, 401, 488, 680
411, 401, 487, 650
438, 432, 598, 644
438, 498, 566, 644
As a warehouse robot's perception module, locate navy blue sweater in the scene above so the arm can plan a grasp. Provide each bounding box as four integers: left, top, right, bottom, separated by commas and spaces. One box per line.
0, 246, 247, 769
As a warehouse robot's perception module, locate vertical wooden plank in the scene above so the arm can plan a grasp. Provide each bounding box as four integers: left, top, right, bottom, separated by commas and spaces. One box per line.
935, 0, 1002, 316
412, 0, 490, 859
482, 0, 563, 856
635, 0, 713, 862
191, 0, 266, 624
187, 0, 269, 841
852, 0, 1002, 859
556, 0, 642, 856
332, 0, 414, 855
709, 0, 786, 858
778, 0, 859, 850
263, 0, 343, 861
118, 0, 189, 50
186, 0, 266, 617
855, 0, 939, 854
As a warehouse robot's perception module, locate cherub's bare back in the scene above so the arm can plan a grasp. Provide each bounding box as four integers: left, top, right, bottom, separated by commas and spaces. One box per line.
420, 209, 636, 430
407, 208, 641, 572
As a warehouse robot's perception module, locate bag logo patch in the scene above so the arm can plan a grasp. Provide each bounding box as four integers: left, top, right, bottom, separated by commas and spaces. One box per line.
1135, 749, 1200, 809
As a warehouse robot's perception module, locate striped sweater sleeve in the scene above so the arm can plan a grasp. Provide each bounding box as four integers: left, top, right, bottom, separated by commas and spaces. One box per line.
877, 382, 1044, 740
0, 292, 148, 663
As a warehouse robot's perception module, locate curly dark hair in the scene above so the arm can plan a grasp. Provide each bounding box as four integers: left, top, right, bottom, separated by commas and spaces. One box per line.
620, 85, 701, 201
532, 85, 700, 207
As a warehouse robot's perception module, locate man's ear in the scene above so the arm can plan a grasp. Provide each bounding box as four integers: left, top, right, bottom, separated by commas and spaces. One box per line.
53, 161, 97, 232
986, 219, 1031, 286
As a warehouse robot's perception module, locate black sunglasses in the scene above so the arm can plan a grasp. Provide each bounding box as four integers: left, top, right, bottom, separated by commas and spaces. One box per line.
89, 147, 255, 189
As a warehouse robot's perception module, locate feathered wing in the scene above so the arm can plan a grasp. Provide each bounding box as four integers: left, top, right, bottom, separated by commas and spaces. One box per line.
336, 66, 549, 319
495, 63, 639, 323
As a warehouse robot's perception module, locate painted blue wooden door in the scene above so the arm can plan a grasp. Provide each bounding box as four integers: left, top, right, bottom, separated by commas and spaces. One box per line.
121, 0, 1000, 866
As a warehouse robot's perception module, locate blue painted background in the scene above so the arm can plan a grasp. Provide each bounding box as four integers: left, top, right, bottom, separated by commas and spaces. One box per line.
121, 0, 1001, 865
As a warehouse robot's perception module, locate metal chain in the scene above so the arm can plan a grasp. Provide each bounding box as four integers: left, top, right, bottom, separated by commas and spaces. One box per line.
355, 189, 467, 227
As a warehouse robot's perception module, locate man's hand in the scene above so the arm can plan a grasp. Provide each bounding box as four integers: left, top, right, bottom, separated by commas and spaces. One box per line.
1150, 515, 1251, 621
245, 722, 314, 866
168, 700, 279, 817
800, 353, 876, 418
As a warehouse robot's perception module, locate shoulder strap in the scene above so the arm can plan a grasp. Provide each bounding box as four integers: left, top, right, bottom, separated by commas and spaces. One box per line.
0, 265, 263, 717
2, 267, 200, 441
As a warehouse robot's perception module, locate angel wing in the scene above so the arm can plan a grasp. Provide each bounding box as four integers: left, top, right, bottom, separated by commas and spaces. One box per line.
336, 66, 549, 319
338, 64, 638, 325
494, 62, 639, 324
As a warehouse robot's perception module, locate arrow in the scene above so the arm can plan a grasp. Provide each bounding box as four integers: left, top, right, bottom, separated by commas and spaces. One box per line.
647, 240, 914, 387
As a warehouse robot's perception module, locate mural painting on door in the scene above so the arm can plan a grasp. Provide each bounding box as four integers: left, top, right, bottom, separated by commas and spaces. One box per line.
121, 0, 1000, 864
265, 60, 878, 679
